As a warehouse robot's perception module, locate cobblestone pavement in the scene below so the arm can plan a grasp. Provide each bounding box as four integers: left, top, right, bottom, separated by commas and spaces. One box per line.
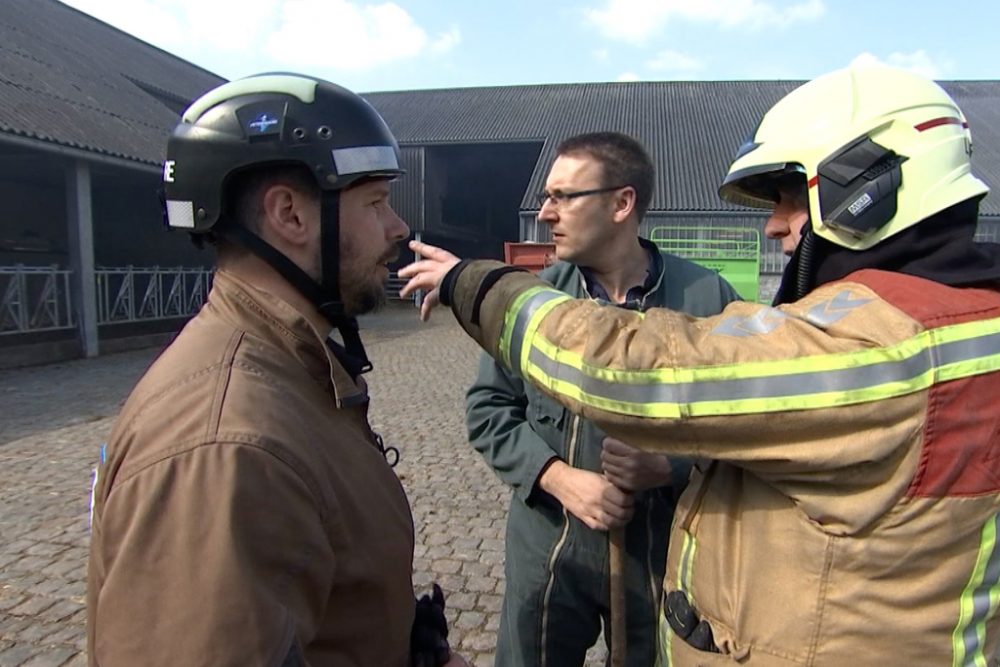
0, 303, 610, 666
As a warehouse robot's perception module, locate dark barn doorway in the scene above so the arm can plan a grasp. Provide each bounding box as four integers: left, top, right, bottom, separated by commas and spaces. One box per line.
423, 142, 541, 260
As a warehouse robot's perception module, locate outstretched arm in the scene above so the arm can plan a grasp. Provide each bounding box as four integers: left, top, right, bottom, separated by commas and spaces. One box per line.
397, 242, 932, 534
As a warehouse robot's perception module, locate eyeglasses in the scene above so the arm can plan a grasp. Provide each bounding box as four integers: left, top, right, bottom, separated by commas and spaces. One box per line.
534, 185, 629, 207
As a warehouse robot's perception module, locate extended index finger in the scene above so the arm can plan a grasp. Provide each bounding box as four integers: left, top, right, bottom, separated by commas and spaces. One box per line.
409, 240, 459, 262
397, 258, 443, 279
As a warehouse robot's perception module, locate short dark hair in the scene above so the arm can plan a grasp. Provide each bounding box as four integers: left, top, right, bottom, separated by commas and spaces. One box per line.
555, 132, 655, 220
226, 163, 320, 234
199, 164, 319, 252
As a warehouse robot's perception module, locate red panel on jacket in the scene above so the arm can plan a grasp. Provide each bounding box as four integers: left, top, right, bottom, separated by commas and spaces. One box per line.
845, 270, 1000, 498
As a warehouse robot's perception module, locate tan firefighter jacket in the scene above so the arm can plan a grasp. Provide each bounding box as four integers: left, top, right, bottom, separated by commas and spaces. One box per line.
443, 260, 1000, 666
87, 270, 415, 666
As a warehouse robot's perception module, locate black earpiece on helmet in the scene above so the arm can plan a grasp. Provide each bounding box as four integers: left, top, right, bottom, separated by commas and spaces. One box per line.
817, 136, 907, 239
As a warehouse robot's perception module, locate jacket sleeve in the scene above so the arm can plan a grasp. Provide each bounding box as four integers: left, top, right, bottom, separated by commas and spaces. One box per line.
466, 351, 559, 504
720, 277, 742, 305
90, 442, 332, 667
443, 261, 929, 515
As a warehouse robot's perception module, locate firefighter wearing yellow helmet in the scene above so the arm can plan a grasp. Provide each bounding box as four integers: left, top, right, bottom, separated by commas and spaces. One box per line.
397, 64, 1000, 665
721, 64, 993, 302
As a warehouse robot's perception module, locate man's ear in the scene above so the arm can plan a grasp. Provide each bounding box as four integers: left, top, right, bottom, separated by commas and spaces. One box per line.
260, 184, 313, 247
612, 186, 638, 224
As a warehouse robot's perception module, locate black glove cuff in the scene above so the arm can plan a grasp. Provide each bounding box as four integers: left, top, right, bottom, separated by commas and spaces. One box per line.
439, 260, 471, 308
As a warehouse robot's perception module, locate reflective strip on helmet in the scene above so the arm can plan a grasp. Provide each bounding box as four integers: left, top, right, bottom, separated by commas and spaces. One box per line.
182, 75, 319, 123
331, 146, 400, 176
915, 116, 968, 132
504, 290, 1000, 418
951, 512, 1000, 667
165, 200, 195, 229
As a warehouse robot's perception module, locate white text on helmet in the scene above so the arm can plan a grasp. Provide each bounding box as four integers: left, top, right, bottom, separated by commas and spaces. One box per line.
163, 160, 176, 183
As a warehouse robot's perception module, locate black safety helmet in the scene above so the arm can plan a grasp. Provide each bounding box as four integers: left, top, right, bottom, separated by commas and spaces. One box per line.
162, 73, 405, 375
163, 72, 403, 232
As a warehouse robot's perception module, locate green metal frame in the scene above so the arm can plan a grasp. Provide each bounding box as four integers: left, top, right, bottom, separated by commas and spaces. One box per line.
649, 226, 761, 301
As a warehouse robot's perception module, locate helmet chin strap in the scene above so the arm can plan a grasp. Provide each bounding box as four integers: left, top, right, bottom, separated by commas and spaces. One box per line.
318, 190, 373, 377
220, 189, 373, 378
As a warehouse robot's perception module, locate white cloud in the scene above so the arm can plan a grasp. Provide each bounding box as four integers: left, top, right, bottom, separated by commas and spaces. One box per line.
429, 26, 462, 55
593, 48, 610, 62
617, 71, 641, 82
61, 0, 276, 53
62, 0, 457, 74
850, 50, 952, 80
266, 1, 425, 71
646, 49, 705, 73
584, 0, 825, 44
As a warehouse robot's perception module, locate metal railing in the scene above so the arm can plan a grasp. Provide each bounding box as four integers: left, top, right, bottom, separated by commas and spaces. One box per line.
386, 272, 415, 303
96, 266, 213, 325
1, 265, 214, 336
0, 265, 75, 334
8, 221, 994, 337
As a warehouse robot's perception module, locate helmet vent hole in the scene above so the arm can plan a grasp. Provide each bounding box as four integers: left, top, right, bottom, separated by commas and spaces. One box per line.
292, 127, 306, 140
317, 126, 332, 140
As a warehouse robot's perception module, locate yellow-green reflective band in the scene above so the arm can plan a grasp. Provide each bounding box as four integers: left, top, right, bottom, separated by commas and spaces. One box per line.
952, 513, 1000, 667
658, 614, 673, 667
677, 531, 697, 591
655, 532, 697, 666
500, 288, 571, 373
521, 318, 1000, 418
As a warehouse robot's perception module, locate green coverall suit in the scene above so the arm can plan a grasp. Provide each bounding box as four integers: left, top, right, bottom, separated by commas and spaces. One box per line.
465, 239, 740, 666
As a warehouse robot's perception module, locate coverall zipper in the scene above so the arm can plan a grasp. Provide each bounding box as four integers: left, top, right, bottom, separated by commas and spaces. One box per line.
540, 413, 582, 666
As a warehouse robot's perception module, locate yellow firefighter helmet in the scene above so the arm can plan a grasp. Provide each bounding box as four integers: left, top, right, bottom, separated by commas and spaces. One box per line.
719, 65, 988, 250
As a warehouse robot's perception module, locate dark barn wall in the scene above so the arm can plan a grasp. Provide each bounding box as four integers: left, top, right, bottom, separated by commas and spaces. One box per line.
0, 156, 211, 269
422, 142, 541, 260
91, 173, 211, 268
0, 179, 67, 266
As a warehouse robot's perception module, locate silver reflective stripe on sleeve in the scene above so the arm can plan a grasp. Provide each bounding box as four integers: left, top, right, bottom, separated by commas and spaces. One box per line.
521, 322, 1000, 417
505, 289, 570, 373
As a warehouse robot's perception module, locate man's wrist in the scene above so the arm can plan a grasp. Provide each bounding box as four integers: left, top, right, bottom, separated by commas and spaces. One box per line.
537, 458, 568, 498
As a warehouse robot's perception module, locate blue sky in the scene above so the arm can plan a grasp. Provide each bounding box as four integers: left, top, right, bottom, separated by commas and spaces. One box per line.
61, 0, 998, 92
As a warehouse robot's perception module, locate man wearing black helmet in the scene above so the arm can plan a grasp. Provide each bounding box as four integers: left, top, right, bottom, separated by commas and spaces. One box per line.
87, 74, 465, 667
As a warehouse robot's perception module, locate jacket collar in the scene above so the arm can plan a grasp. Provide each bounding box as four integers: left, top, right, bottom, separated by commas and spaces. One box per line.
209, 270, 368, 408
576, 237, 665, 310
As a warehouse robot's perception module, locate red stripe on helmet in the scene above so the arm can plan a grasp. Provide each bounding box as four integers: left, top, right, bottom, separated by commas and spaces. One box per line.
914, 117, 964, 132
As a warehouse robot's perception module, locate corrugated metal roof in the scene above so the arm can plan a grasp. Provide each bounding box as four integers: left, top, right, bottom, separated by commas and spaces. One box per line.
0, 0, 224, 166
364, 80, 1000, 215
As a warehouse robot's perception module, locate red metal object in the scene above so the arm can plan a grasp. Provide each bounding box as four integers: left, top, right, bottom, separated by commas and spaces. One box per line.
503, 242, 557, 273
